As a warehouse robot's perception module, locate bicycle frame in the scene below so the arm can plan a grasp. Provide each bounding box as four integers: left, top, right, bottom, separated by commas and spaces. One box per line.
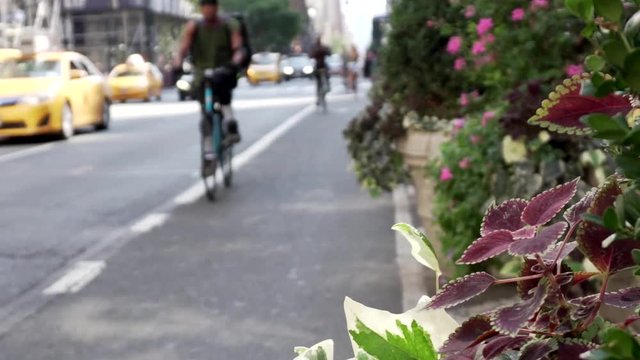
203, 79, 223, 160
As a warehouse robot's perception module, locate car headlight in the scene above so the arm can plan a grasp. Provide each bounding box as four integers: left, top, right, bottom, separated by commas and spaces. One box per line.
303, 65, 314, 74
19, 93, 53, 105
283, 66, 294, 75
176, 79, 191, 91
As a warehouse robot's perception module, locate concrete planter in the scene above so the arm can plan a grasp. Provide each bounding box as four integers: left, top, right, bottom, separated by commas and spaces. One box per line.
396, 129, 449, 267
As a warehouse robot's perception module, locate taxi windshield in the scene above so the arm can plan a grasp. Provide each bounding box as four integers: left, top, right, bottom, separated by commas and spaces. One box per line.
0, 58, 61, 79
110, 69, 145, 77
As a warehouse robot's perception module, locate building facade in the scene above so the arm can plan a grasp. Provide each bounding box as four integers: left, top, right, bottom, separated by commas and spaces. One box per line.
61, 0, 195, 72
306, 0, 344, 49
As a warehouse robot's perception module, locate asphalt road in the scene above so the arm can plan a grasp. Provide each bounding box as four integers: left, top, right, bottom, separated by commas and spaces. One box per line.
0, 78, 401, 359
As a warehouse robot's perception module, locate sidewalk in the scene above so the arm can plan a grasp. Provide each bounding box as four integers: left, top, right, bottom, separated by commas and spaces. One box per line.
0, 97, 402, 359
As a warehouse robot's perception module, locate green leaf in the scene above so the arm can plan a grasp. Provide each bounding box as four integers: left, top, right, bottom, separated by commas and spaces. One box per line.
583, 213, 605, 226
624, 49, 640, 89
632, 249, 640, 264
582, 113, 629, 140
592, 72, 606, 87
582, 22, 598, 37
293, 340, 334, 360
603, 207, 620, 230
392, 223, 440, 276
616, 154, 640, 178
622, 127, 640, 146
625, 10, 640, 38
586, 54, 606, 72
635, 218, 640, 239
349, 319, 438, 360
603, 38, 629, 68
595, 81, 618, 97
566, 0, 595, 21
594, 0, 623, 22
600, 327, 640, 359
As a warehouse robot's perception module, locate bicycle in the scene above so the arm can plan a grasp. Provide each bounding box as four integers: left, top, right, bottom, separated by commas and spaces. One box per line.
315, 68, 329, 113
201, 68, 233, 201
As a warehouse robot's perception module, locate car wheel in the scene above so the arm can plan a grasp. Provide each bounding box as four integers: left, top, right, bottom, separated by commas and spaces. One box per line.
59, 102, 74, 140
96, 99, 110, 131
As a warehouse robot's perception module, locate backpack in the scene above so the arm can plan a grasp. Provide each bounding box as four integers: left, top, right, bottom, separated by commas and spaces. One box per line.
190, 14, 253, 72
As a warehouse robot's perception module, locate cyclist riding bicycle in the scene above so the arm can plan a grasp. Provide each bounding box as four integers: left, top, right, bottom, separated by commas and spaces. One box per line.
310, 36, 331, 103
173, 0, 245, 156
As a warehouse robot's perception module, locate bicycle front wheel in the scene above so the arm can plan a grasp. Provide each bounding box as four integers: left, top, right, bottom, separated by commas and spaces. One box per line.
201, 136, 217, 201
221, 147, 233, 188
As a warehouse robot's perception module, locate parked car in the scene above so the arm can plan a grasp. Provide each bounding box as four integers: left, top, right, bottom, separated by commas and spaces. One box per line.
108, 60, 163, 102
326, 54, 344, 76
0, 51, 110, 139
281, 54, 315, 80
176, 72, 194, 101
246, 52, 282, 85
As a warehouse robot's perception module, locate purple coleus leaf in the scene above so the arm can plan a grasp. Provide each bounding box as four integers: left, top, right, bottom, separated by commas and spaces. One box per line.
440, 315, 495, 357
509, 222, 568, 256
542, 241, 578, 262
427, 272, 495, 309
517, 259, 542, 299
457, 230, 514, 264
577, 177, 640, 273
528, 74, 633, 135
482, 335, 528, 360
492, 284, 547, 335
564, 187, 597, 226
519, 338, 558, 360
556, 339, 596, 359
481, 199, 529, 236
522, 178, 579, 226
572, 287, 640, 309
512, 226, 536, 239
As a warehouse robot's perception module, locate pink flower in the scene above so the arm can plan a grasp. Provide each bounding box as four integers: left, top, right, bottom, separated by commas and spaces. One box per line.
565, 64, 584, 77
470, 135, 481, 145
446, 36, 463, 54
471, 40, 486, 55
482, 33, 496, 44
458, 157, 471, 169
471, 90, 480, 99
464, 5, 476, 18
511, 8, 525, 21
453, 118, 466, 131
481, 111, 496, 126
531, 0, 549, 10
440, 167, 454, 181
454, 57, 466, 71
459, 93, 469, 107
477, 18, 493, 36
474, 53, 495, 67
426, 20, 437, 28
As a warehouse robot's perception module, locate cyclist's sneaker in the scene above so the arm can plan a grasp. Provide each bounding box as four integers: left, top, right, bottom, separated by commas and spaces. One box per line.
224, 119, 241, 145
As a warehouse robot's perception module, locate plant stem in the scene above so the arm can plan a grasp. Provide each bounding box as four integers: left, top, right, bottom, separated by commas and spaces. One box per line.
519, 328, 561, 337
536, 254, 568, 306
554, 222, 581, 274
494, 273, 544, 285
620, 32, 633, 53
578, 272, 611, 332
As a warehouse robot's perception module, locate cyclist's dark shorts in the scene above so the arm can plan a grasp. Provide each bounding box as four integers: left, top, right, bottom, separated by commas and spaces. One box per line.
196, 68, 237, 108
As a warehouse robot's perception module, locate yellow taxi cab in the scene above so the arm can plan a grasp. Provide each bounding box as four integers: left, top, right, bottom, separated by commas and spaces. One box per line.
0, 48, 21, 61
0, 51, 110, 139
246, 52, 282, 85
108, 56, 163, 102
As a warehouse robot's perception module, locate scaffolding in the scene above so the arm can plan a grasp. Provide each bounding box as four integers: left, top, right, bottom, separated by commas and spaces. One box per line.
0, 0, 62, 51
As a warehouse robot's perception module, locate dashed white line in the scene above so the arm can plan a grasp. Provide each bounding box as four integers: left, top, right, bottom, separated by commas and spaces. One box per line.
42, 261, 106, 295
0, 143, 54, 164
130, 213, 170, 234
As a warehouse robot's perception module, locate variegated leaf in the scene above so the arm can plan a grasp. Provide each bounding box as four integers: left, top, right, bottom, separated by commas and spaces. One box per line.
564, 187, 598, 226
392, 223, 440, 276
572, 287, 640, 309
492, 284, 547, 335
509, 222, 568, 256
522, 178, 579, 226
519, 339, 558, 360
577, 177, 640, 273
482, 335, 529, 360
556, 339, 595, 359
440, 315, 494, 357
481, 199, 529, 236
517, 259, 542, 300
426, 272, 495, 309
541, 241, 578, 262
528, 74, 633, 135
457, 230, 514, 265
512, 226, 536, 240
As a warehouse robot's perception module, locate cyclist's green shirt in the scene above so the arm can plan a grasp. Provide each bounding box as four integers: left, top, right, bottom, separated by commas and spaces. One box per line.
191, 17, 239, 86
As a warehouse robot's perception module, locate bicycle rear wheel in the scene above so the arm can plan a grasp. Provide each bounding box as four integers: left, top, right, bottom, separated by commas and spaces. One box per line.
221, 146, 233, 188
201, 136, 217, 201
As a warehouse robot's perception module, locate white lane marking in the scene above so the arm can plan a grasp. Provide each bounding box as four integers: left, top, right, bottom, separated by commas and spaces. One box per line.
130, 213, 169, 234
42, 261, 106, 295
173, 104, 316, 205
0, 143, 54, 164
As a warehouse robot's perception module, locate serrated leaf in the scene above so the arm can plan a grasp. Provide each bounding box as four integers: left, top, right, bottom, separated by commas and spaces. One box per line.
556, 339, 596, 358
458, 230, 514, 265
349, 319, 417, 360
528, 75, 632, 135
392, 223, 440, 276
293, 340, 334, 360
594, 0, 623, 22
344, 296, 458, 358
577, 178, 640, 273
566, 0, 595, 21
603, 287, 640, 308
481, 199, 529, 236
509, 222, 568, 255
440, 315, 494, 357
564, 188, 598, 226
427, 272, 495, 309
492, 284, 547, 335
482, 335, 528, 360
522, 178, 580, 226
542, 241, 579, 261
519, 339, 558, 360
